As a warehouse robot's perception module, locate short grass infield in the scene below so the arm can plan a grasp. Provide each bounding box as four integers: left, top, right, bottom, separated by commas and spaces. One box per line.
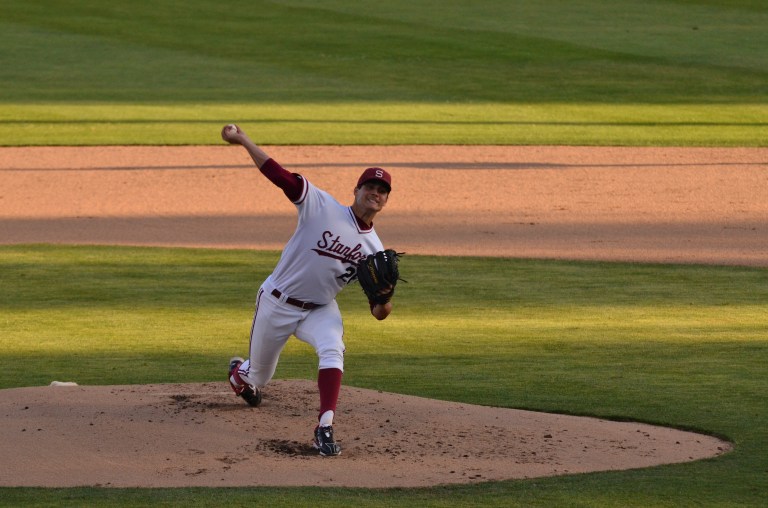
1, 245, 766, 506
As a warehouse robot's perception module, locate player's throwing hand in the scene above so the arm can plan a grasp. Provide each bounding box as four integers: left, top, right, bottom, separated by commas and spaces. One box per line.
221, 124, 243, 144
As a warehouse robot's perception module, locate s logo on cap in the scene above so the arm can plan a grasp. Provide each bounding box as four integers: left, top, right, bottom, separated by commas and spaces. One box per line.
357, 167, 392, 192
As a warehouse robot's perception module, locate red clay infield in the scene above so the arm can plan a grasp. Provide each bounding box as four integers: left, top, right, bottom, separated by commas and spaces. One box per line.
1, 145, 765, 487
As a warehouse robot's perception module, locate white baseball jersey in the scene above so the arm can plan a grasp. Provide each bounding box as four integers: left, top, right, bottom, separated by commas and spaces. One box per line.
265, 177, 384, 305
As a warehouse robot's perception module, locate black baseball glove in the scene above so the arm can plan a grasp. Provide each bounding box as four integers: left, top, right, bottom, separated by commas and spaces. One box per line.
356, 249, 403, 305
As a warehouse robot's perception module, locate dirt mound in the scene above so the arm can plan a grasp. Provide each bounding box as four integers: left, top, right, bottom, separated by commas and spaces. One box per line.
0, 381, 730, 488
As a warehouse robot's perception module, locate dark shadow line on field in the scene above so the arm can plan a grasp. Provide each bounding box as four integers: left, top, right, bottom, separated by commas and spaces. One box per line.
2, 215, 765, 269
1, 119, 767, 127
4, 162, 767, 172
1, 215, 764, 245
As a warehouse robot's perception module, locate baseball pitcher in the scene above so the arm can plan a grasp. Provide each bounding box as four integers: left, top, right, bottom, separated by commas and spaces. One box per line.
221, 124, 401, 456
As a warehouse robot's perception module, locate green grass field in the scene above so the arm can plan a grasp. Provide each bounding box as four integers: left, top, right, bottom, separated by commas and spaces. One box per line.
1, 0, 767, 145
2, 0, 767, 506
1, 245, 766, 506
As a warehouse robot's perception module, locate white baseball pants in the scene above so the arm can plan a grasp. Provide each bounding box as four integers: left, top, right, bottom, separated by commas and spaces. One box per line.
237, 284, 345, 389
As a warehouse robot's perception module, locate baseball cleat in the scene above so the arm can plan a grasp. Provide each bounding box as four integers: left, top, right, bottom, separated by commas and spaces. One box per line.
228, 357, 262, 407
313, 424, 341, 457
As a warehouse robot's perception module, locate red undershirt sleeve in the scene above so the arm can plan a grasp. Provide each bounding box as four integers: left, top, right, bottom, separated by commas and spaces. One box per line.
260, 158, 303, 202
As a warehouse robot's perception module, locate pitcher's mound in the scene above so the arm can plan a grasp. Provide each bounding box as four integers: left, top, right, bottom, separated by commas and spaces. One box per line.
0, 380, 729, 488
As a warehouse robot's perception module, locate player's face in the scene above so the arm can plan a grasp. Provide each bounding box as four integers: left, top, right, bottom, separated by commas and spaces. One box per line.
354, 182, 389, 212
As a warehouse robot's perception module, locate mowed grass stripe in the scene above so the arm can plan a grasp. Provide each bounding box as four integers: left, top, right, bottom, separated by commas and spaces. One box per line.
1, 0, 767, 145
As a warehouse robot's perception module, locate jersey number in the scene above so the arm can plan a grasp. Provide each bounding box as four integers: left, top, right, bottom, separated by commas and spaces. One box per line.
338, 266, 357, 284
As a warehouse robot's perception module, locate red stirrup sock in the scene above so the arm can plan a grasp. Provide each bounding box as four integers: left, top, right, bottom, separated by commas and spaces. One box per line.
317, 368, 343, 422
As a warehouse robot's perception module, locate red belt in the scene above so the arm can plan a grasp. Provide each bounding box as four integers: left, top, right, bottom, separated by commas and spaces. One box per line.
271, 289, 320, 310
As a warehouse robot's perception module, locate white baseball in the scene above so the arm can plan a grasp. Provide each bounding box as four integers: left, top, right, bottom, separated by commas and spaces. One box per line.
227, 124, 237, 133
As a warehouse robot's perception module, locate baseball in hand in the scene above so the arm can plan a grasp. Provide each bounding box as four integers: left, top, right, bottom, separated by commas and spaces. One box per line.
222, 124, 239, 143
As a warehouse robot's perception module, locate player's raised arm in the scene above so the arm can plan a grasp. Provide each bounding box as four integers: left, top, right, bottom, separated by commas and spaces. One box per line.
221, 124, 303, 201
221, 124, 271, 168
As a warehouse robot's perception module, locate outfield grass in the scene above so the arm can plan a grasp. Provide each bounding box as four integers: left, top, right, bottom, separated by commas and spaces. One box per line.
1, 0, 767, 146
1, 245, 766, 506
